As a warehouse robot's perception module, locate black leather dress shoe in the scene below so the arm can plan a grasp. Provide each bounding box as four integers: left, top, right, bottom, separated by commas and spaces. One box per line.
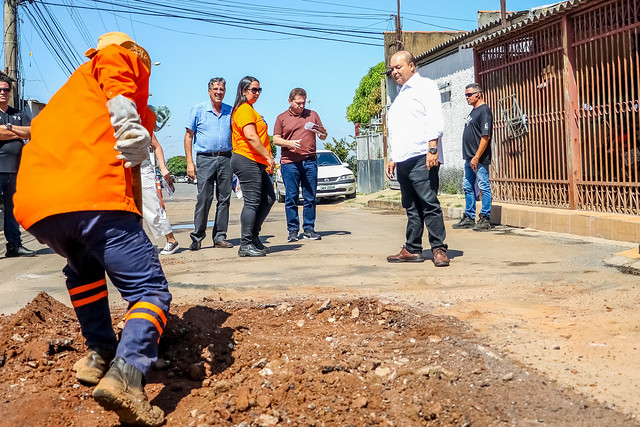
238, 244, 266, 257
5, 245, 36, 257
252, 239, 270, 254
189, 241, 201, 251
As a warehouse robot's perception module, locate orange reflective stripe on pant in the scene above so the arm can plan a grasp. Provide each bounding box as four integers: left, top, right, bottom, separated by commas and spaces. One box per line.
127, 301, 167, 326
72, 289, 109, 308
68, 278, 107, 296
125, 312, 163, 336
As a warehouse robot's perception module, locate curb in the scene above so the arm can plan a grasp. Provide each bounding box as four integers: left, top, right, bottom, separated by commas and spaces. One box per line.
366, 199, 465, 220
603, 253, 640, 276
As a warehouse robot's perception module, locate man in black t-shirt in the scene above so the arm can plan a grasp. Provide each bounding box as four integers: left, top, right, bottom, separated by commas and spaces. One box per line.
0, 74, 34, 257
452, 83, 493, 231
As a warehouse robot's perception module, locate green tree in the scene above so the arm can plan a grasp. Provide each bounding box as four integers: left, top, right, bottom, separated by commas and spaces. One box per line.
324, 137, 357, 175
346, 61, 385, 124
166, 156, 187, 176
269, 135, 277, 157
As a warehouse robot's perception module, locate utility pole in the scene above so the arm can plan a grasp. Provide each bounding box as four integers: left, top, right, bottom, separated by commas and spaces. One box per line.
394, 0, 403, 52
500, 0, 507, 29
4, 0, 19, 107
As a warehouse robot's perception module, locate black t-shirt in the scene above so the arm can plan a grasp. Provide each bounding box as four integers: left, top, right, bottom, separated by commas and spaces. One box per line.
462, 104, 493, 165
0, 106, 31, 173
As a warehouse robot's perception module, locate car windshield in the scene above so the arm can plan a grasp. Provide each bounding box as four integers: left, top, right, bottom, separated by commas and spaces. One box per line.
317, 152, 342, 167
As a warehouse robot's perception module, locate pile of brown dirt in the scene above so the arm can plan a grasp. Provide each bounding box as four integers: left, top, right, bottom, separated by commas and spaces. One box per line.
0, 293, 636, 426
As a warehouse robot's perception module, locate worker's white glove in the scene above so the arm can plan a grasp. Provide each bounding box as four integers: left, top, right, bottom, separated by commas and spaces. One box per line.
107, 95, 151, 168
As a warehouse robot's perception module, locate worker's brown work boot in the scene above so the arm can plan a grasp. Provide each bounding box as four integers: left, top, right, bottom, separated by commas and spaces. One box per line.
73, 348, 114, 385
93, 357, 165, 427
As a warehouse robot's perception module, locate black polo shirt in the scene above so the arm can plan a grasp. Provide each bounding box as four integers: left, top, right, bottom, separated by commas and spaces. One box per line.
462, 104, 493, 165
0, 106, 31, 173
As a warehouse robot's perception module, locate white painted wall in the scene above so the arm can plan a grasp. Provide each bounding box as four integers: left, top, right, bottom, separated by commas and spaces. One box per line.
418, 48, 475, 170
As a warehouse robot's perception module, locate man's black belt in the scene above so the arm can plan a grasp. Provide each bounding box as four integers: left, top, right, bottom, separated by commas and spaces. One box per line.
197, 151, 231, 157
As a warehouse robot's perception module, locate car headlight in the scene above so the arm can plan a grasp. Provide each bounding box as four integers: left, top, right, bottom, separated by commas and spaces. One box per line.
337, 173, 355, 182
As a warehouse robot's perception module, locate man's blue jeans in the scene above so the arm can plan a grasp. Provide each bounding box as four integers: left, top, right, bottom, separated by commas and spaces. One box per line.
281, 160, 318, 232
463, 161, 492, 219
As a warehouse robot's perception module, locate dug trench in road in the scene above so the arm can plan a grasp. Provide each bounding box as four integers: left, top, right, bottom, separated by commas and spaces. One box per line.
1, 182, 639, 418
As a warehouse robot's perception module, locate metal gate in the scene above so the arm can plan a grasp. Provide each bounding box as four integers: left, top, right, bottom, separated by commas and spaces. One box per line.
356, 133, 384, 194
573, 0, 640, 214
476, 0, 640, 215
478, 22, 570, 208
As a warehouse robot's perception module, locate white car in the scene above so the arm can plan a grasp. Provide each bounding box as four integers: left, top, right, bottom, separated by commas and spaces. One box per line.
275, 150, 356, 202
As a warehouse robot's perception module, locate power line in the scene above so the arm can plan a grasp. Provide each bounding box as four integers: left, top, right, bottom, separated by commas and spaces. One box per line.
23, 2, 84, 75
402, 17, 464, 32
90, 0, 109, 33
297, 0, 476, 23
23, 0, 394, 77
62, 0, 94, 47
22, 7, 75, 74
36, 0, 384, 45
20, 32, 54, 95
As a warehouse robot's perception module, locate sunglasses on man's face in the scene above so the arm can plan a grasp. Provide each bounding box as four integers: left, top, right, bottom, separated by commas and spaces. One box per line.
248, 87, 262, 94
465, 91, 478, 98
0, 88, 11, 93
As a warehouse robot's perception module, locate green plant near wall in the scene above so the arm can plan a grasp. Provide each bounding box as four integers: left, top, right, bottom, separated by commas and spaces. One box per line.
346, 62, 385, 125
438, 167, 464, 195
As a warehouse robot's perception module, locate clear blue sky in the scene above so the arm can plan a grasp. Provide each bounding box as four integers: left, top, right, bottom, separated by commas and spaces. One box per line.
13, 0, 542, 159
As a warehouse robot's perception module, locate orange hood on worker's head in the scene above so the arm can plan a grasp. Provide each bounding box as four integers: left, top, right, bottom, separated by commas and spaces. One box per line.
84, 31, 151, 71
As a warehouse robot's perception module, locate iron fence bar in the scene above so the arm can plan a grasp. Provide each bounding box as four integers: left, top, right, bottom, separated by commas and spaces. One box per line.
563, 15, 581, 209
478, 47, 564, 76
597, 34, 606, 185
492, 178, 569, 184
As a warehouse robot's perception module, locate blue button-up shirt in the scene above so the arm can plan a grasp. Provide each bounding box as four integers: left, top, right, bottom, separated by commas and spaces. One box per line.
186, 101, 232, 153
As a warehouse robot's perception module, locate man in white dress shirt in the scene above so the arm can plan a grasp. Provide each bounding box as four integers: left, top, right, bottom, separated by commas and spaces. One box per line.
385, 50, 450, 267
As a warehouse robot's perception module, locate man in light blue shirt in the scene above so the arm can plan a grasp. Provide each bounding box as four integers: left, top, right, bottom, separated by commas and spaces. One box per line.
184, 77, 233, 250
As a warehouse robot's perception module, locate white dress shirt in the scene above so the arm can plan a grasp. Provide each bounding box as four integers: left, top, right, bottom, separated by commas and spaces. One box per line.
387, 72, 445, 164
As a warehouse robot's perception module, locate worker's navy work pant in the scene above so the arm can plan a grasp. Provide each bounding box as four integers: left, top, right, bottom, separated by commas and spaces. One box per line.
29, 210, 172, 377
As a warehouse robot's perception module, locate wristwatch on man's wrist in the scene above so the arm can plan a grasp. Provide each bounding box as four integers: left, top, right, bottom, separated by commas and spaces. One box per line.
428, 147, 437, 155
4, 123, 12, 131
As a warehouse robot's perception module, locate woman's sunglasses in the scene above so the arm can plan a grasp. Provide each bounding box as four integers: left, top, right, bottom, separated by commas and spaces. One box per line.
248, 87, 262, 94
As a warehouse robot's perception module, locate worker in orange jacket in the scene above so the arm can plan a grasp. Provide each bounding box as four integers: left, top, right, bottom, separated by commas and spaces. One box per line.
14, 32, 169, 427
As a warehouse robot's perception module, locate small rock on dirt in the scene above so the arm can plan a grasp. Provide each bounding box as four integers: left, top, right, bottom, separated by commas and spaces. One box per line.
188, 362, 206, 381
352, 396, 368, 408
318, 299, 332, 313
252, 357, 269, 369
346, 355, 363, 370
374, 366, 391, 377
255, 414, 279, 426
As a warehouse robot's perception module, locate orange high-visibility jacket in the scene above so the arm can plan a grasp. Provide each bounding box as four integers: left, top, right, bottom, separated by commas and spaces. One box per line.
14, 44, 153, 230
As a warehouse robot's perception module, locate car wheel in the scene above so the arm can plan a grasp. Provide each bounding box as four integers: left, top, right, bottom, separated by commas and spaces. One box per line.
346, 192, 356, 199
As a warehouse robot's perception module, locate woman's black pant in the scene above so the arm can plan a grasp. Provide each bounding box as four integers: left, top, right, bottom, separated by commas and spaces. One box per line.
231, 153, 275, 246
